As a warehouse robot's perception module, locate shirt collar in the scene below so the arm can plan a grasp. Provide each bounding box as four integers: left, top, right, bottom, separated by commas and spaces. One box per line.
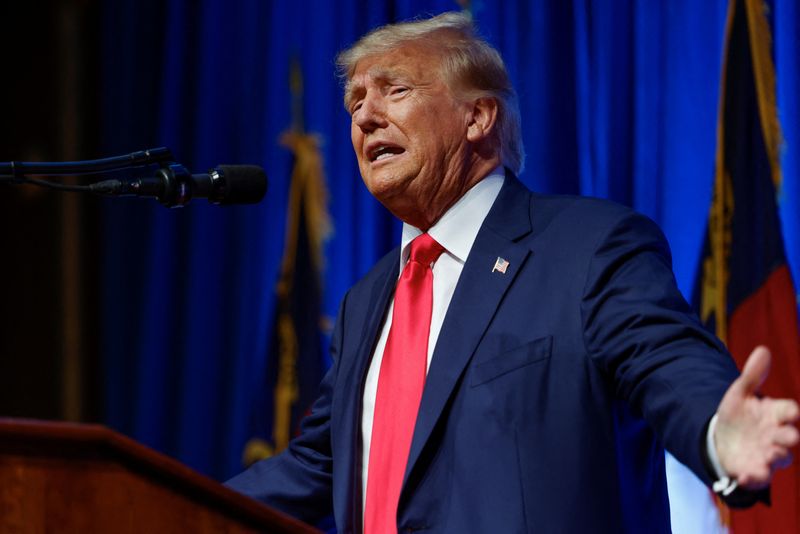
400, 166, 505, 265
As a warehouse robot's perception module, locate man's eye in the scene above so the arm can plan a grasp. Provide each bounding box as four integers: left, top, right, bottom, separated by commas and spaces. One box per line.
351, 102, 363, 114
390, 86, 408, 95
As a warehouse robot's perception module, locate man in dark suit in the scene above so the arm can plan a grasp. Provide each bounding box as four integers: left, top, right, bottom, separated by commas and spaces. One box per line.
227, 12, 799, 533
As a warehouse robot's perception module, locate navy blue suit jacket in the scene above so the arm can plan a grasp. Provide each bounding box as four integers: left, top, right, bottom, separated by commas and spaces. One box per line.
227, 176, 740, 533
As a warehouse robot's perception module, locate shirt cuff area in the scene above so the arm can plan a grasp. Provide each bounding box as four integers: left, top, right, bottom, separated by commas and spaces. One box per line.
706, 413, 738, 496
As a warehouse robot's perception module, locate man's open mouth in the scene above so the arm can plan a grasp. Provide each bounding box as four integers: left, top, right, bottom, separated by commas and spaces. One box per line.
369, 144, 405, 162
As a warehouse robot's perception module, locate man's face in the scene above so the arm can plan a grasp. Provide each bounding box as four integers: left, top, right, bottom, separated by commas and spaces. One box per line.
346, 44, 475, 228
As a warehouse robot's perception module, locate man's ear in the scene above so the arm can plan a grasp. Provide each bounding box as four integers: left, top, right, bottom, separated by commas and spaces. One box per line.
466, 96, 499, 143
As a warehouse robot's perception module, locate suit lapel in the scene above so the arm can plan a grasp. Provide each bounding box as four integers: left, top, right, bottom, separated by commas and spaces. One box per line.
403, 176, 534, 485
342, 256, 399, 385
333, 251, 399, 531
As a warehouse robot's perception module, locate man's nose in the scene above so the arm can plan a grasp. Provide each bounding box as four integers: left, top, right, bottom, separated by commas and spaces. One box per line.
353, 93, 387, 131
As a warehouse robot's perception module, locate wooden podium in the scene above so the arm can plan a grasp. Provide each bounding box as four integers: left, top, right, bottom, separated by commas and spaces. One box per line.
0, 419, 320, 533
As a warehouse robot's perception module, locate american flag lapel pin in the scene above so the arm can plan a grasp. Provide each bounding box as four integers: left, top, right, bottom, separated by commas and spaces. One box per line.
492, 257, 509, 274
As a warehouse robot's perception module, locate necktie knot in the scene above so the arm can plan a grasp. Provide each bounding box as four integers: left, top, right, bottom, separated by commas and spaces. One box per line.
409, 233, 445, 267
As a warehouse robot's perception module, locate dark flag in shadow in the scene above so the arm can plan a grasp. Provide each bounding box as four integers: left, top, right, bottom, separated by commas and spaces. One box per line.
243, 60, 332, 466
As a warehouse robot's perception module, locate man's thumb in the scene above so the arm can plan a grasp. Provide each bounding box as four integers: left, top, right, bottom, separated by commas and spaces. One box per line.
736, 345, 771, 397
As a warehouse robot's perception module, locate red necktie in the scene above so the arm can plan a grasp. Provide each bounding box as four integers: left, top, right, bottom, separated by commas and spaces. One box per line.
364, 233, 445, 534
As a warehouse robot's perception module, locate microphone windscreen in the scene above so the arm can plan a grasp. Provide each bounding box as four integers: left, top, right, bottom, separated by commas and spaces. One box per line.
217, 165, 267, 205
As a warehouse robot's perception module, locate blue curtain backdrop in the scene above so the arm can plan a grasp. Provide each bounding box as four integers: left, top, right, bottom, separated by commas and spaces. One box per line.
99, 0, 800, 506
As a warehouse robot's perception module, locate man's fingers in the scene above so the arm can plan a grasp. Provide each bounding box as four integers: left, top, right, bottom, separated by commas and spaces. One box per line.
738, 465, 771, 489
765, 444, 789, 464
773, 425, 800, 448
774, 399, 800, 424
738, 445, 794, 488
735, 345, 771, 397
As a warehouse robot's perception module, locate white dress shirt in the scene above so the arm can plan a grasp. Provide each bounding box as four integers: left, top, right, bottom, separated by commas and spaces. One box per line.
360, 168, 505, 510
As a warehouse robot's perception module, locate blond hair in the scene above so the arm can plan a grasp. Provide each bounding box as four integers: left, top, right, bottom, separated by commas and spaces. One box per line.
337, 12, 525, 174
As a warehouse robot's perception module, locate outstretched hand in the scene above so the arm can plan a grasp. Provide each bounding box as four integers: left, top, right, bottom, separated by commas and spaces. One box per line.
715, 346, 800, 489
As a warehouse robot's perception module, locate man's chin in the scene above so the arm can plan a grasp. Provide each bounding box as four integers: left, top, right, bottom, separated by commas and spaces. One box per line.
361, 172, 413, 202
376, 192, 436, 229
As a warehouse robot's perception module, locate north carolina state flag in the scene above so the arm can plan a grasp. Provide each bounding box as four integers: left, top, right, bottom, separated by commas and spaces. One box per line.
693, 0, 800, 531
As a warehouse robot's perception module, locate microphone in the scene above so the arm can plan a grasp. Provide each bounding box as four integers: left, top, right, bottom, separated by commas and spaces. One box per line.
89, 163, 267, 207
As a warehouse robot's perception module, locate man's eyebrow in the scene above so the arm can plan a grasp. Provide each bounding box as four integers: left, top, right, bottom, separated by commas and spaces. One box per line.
344, 66, 412, 108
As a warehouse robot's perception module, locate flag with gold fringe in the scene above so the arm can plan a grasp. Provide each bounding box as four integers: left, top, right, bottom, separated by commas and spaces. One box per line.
693, 0, 800, 531
243, 60, 332, 467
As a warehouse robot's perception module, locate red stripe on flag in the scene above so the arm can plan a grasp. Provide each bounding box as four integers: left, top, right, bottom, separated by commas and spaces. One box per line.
727, 264, 800, 532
